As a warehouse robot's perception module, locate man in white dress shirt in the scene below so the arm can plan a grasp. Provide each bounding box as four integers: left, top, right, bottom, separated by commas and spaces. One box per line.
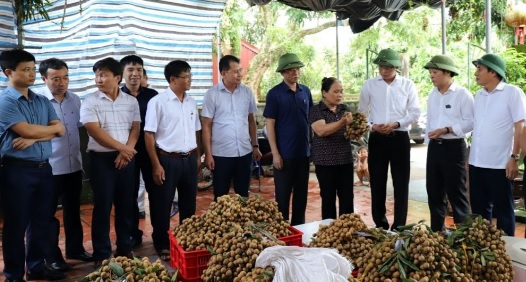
470, 54, 525, 236
358, 48, 421, 230
423, 55, 474, 232
80, 57, 141, 267
144, 60, 201, 260
201, 55, 262, 200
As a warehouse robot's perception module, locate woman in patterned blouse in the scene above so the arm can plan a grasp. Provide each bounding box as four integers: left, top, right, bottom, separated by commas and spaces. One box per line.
309, 77, 354, 219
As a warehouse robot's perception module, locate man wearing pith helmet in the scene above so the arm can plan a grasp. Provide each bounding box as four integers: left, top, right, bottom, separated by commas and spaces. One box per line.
423, 55, 473, 232
358, 48, 421, 230
470, 54, 526, 236
263, 53, 313, 225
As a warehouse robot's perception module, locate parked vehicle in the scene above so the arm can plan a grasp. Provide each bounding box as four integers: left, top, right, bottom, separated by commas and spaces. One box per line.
409, 113, 426, 144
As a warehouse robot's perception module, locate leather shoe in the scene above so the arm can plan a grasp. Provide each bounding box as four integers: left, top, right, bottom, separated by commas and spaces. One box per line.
138, 211, 146, 219
114, 252, 136, 260
66, 251, 94, 262
131, 235, 142, 247
26, 265, 67, 281
48, 260, 71, 272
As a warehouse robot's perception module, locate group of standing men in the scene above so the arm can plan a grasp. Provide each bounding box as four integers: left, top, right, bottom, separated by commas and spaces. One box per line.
0, 49, 263, 282
0, 45, 525, 282
359, 48, 525, 238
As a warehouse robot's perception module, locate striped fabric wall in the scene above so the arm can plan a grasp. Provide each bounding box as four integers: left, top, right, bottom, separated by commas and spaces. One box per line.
0, 0, 226, 102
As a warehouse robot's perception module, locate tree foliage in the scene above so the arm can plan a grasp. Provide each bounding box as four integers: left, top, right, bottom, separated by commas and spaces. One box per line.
219, 1, 336, 99
447, 0, 512, 44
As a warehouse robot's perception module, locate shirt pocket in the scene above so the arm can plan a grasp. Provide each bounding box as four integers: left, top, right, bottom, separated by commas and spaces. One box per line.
392, 90, 409, 109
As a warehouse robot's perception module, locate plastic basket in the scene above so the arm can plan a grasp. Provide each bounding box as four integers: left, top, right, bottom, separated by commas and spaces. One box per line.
169, 226, 304, 281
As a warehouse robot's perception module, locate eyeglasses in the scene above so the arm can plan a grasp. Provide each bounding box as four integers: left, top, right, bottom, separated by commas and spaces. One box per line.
176, 74, 193, 80
227, 68, 244, 75
379, 65, 395, 71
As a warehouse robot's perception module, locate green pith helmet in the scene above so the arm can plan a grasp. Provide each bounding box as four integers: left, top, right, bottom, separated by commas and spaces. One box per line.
424, 55, 459, 77
276, 53, 305, 72
373, 48, 402, 67
472, 53, 506, 82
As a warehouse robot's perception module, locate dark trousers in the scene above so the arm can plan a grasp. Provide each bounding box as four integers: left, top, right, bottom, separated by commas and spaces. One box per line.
132, 149, 154, 239
273, 157, 310, 225
149, 154, 197, 253
469, 165, 515, 236
89, 152, 135, 260
48, 170, 86, 262
315, 163, 354, 220
212, 153, 252, 200
0, 161, 54, 280
426, 139, 469, 231
368, 131, 410, 230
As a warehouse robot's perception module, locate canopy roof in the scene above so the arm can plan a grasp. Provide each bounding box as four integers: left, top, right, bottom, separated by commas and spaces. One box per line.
245, 0, 454, 33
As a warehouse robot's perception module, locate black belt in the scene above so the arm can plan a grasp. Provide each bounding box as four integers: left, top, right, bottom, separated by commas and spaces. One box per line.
371, 131, 408, 137
431, 138, 464, 145
1, 157, 49, 168
158, 148, 197, 159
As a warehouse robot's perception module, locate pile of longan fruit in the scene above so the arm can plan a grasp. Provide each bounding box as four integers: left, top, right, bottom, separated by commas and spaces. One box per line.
83, 256, 175, 282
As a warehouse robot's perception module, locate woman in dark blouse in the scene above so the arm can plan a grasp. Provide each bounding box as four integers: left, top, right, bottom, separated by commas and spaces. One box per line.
309, 77, 354, 219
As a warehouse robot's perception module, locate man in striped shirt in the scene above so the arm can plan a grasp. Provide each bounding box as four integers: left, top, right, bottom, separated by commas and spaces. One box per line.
80, 58, 141, 268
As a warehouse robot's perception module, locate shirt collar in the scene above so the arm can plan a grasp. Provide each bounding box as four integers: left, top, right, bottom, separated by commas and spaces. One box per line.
95, 89, 124, 101
482, 81, 506, 95
375, 73, 400, 82
121, 85, 147, 96
5, 86, 37, 100
319, 100, 345, 112
41, 86, 71, 102
279, 81, 304, 93
165, 87, 187, 101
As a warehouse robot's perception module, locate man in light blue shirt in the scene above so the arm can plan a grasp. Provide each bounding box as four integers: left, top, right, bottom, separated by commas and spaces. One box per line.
39, 58, 93, 272
202, 55, 262, 200
0, 49, 66, 282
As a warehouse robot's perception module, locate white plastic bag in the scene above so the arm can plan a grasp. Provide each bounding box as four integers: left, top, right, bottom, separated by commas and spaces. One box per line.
255, 246, 353, 282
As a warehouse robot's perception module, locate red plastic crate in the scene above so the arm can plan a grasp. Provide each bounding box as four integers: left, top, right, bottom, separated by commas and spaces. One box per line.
169, 226, 303, 281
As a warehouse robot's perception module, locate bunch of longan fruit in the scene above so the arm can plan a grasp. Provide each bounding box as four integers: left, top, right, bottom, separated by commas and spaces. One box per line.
83, 256, 175, 282
344, 112, 369, 140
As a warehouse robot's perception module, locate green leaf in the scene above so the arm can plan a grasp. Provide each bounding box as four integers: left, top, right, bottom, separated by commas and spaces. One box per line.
399, 255, 420, 271
481, 253, 486, 266
108, 261, 124, 277
396, 223, 416, 232
207, 246, 217, 255
397, 258, 407, 278
378, 254, 397, 274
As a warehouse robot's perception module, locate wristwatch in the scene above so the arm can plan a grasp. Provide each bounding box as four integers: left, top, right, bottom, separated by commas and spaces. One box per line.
511, 154, 520, 161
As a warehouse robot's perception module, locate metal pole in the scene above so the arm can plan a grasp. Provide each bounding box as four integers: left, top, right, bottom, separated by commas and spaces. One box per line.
366, 48, 369, 79
467, 43, 471, 89
441, 0, 446, 54
485, 0, 491, 53
216, 22, 221, 83
336, 14, 340, 79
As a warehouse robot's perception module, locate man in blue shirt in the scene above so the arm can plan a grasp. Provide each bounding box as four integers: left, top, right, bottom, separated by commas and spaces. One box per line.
39, 58, 93, 272
202, 55, 262, 200
120, 55, 158, 248
0, 49, 66, 281
263, 53, 313, 225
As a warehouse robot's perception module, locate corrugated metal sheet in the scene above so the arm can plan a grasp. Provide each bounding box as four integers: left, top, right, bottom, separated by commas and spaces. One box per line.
0, 0, 226, 103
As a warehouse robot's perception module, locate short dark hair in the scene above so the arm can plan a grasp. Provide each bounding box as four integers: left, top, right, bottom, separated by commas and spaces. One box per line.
219, 55, 240, 72
93, 57, 123, 77
120, 55, 143, 68
0, 49, 35, 75
39, 58, 68, 77
143, 68, 147, 76
479, 64, 504, 81
164, 60, 191, 82
321, 77, 338, 93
